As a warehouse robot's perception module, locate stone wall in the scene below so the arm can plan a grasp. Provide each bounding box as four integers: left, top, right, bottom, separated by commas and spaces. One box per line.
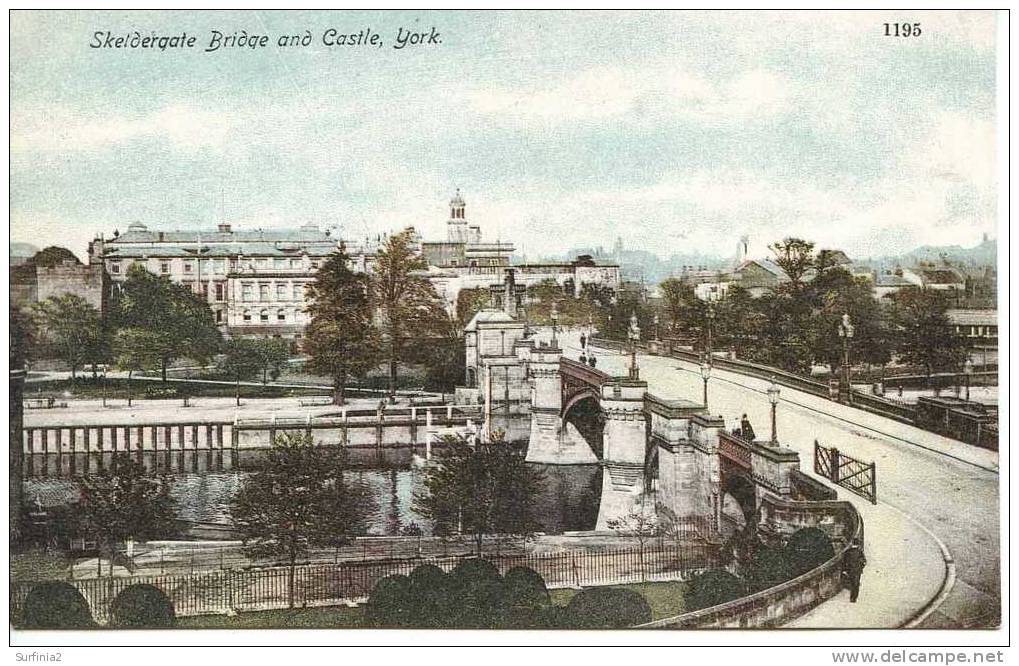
640, 494, 862, 629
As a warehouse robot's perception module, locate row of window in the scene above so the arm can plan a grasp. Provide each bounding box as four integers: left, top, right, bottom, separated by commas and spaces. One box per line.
108, 257, 319, 275
240, 283, 306, 302
241, 309, 297, 323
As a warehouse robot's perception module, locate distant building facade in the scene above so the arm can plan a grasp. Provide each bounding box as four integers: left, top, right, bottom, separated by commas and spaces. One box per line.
90, 222, 340, 339
419, 191, 621, 311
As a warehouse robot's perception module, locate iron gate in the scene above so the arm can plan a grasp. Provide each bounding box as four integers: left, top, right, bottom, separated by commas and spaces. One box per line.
814, 440, 876, 504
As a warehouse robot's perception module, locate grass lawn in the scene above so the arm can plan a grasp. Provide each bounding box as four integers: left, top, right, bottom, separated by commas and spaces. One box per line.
10, 548, 74, 580
550, 581, 688, 621
174, 605, 364, 629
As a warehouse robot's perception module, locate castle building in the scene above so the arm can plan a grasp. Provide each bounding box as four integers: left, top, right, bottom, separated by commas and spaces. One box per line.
86, 190, 622, 339
90, 222, 340, 339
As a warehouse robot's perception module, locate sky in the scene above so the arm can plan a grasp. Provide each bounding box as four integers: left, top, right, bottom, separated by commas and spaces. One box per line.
9, 10, 1001, 263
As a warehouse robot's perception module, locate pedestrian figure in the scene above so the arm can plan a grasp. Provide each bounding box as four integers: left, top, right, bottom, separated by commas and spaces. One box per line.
580, 333, 587, 349
841, 540, 867, 602
740, 414, 755, 442
579, 352, 588, 365
588, 355, 597, 368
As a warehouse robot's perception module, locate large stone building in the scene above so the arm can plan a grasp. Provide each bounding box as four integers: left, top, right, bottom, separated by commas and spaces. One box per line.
90, 222, 341, 339
421, 190, 622, 310
87, 190, 622, 339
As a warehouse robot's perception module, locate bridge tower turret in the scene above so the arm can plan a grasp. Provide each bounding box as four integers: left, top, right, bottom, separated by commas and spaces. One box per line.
595, 378, 650, 530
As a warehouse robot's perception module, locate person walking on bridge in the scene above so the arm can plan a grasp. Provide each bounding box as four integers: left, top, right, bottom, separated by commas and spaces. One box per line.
580, 332, 587, 349
841, 540, 867, 602
740, 414, 756, 442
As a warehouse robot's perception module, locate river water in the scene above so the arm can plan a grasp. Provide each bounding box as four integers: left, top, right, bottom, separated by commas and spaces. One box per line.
24, 448, 603, 537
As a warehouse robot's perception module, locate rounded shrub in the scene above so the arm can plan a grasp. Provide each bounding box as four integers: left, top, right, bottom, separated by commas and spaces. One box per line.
502, 566, 551, 628
562, 587, 652, 629
408, 564, 451, 628
21, 582, 94, 629
366, 574, 413, 627
685, 569, 745, 611
747, 545, 795, 592
448, 558, 507, 628
110, 584, 174, 628
786, 527, 835, 577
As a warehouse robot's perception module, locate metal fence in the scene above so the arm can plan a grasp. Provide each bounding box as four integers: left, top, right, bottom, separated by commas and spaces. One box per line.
813, 440, 876, 504
11, 543, 721, 625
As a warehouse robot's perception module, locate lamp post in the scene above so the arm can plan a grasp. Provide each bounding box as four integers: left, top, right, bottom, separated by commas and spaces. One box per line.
653, 314, 660, 342
550, 302, 559, 347
837, 313, 854, 405
705, 300, 716, 360
963, 358, 973, 402
767, 379, 781, 444
628, 312, 641, 380
700, 358, 712, 407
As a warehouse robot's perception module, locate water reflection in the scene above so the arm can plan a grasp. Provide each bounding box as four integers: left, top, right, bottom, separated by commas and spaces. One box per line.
25, 459, 603, 537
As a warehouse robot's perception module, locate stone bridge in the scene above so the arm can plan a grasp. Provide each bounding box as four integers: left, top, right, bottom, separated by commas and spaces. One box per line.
523, 343, 806, 534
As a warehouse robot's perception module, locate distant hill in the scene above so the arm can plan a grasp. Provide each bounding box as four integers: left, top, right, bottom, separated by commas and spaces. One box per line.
532, 246, 728, 285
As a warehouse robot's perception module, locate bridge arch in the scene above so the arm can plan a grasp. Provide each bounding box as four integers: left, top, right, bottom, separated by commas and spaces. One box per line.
560, 393, 605, 459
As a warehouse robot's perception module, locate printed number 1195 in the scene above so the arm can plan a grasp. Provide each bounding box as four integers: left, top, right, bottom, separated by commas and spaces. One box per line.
884, 22, 922, 37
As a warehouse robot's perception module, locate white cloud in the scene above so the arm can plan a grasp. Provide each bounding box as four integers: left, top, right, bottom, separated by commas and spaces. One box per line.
467, 65, 797, 126
10, 104, 234, 153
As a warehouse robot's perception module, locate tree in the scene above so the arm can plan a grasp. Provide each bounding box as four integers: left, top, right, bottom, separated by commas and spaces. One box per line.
455, 287, 491, 328
113, 328, 163, 406
806, 268, 894, 372
371, 229, 447, 398
254, 337, 290, 385
230, 431, 373, 607
659, 277, 706, 342
31, 294, 109, 379
217, 339, 262, 406
417, 310, 466, 394
114, 264, 221, 381
304, 248, 381, 405
78, 455, 179, 578
890, 287, 969, 386
414, 434, 543, 555
606, 504, 659, 581
769, 237, 816, 286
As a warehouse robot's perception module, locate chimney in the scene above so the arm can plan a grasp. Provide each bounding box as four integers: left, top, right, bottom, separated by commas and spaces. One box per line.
503, 268, 518, 318
218, 223, 232, 234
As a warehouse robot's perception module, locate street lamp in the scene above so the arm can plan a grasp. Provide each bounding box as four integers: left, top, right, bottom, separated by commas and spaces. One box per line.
628, 312, 641, 380
767, 379, 781, 444
550, 302, 559, 346
705, 301, 716, 360
963, 359, 973, 402
700, 359, 712, 407
837, 313, 854, 405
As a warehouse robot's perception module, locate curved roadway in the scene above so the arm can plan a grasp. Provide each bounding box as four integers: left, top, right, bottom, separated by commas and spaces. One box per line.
555, 329, 999, 629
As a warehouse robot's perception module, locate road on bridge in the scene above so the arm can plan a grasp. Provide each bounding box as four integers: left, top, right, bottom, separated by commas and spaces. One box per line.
552, 327, 999, 629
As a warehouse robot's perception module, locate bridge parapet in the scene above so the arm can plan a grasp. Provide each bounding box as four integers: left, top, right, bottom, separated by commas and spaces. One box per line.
718, 431, 800, 498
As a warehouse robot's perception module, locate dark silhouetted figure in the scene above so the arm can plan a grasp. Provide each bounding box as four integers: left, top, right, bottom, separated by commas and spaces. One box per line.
580, 333, 587, 349
588, 355, 597, 368
740, 414, 755, 442
841, 540, 867, 602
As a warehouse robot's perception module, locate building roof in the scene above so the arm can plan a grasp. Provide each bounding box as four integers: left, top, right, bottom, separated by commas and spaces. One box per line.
735, 258, 789, 280
946, 309, 997, 326
464, 308, 516, 331
874, 273, 914, 287
105, 242, 339, 259
109, 222, 333, 245
918, 267, 966, 285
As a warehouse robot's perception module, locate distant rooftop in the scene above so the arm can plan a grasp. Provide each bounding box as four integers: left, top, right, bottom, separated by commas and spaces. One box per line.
109, 221, 334, 245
